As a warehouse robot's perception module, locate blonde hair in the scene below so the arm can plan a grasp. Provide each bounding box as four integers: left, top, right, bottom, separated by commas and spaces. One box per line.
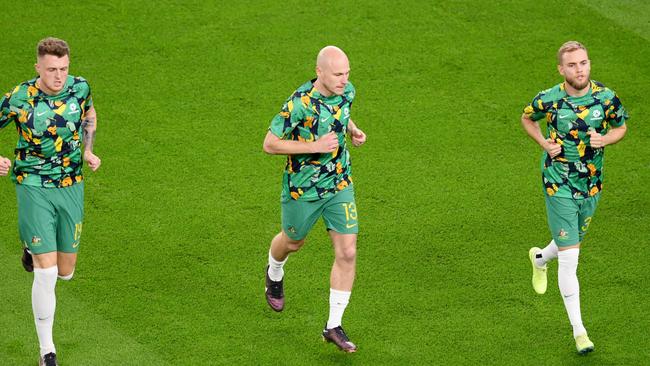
557, 41, 587, 65
37, 37, 69, 58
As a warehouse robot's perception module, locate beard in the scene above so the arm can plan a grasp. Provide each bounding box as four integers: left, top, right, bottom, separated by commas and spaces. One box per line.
566, 73, 590, 90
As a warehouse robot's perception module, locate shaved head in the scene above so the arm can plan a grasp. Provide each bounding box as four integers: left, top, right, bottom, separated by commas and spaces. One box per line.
317, 45, 348, 70
314, 46, 350, 97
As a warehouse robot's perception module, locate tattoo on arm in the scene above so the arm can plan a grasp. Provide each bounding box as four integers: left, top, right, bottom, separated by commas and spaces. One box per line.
81, 117, 95, 128
82, 117, 96, 152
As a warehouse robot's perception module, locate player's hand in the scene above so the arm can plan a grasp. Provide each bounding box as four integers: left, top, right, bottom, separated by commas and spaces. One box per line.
0, 156, 11, 176
350, 127, 366, 147
544, 138, 562, 158
312, 132, 339, 153
587, 130, 605, 148
84, 151, 102, 171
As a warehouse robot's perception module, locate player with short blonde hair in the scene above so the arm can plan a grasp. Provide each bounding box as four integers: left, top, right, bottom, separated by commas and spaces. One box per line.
521, 41, 628, 354
0, 37, 101, 366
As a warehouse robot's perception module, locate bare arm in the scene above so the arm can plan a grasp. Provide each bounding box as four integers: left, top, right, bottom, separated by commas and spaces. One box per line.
82, 106, 97, 153
520, 113, 561, 158
262, 130, 338, 155
588, 124, 627, 148
347, 119, 360, 136
347, 119, 366, 147
82, 106, 101, 171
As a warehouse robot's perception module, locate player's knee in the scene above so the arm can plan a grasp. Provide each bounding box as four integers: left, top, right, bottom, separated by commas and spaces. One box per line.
57, 269, 75, 281
285, 238, 305, 252
337, 245, 356, 262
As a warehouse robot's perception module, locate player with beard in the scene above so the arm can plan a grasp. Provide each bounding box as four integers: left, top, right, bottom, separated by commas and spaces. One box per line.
520, 41, 628, 354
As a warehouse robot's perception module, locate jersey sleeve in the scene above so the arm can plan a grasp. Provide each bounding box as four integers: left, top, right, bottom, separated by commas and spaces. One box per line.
84, 90, 93, 113
76, 78, 93, 114
0, 91, 17, 129
522, 92, 547, 121
345, 82, 356, 106
605, 93, 628, 127
268, 94, 304, 138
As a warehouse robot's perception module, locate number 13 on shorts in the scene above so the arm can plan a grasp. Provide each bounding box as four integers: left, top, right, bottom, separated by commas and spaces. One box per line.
74, 222, 83, 241
341, 202, 358, 228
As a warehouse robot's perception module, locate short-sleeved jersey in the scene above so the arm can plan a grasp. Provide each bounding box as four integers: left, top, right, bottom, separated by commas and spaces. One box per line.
269, 79, 355, 201
523, 80, 628, 199
0, 75, 93, 188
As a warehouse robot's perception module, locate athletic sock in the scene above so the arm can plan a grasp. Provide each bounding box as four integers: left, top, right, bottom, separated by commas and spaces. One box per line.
558, 249, 587, 337
326, 289, 351, 329
535, 239, 559, 267
32, 266, 58, 356
57, 270, 74, 281
267, 250, 287, 282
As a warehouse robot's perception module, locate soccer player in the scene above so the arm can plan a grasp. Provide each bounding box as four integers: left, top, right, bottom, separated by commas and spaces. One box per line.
0, 37, 101, 366
262, 45, 366, 353
521, 41, 628, 354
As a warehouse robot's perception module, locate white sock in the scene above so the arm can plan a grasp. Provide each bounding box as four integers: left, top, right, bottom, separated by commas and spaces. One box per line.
267, 250, 287, 282
558, 249, 586, 337
535, 240, 559, 267
32, 266, 58, 356
326, 289, 351, 329
58, 270, 74, 281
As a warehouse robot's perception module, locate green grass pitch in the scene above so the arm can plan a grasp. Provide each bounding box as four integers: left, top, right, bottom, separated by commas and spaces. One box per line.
0, 1, 648, 364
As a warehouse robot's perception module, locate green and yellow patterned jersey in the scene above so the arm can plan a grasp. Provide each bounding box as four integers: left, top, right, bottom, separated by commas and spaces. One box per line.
269, 79, 355, 201
0, 75, 93, 188
523, 81, 628, 199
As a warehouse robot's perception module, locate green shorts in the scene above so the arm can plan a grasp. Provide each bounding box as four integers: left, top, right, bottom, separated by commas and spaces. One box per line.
282, 186, 358, 241
16, 182, 84, 254
545, 194, 599, 247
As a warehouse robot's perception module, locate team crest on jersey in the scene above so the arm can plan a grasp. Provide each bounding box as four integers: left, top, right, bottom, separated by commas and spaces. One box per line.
592, 110, 601, 118
31, 236, 42, 246
343, 107, 350, 118
69, 103, 78, 113
287, 226, 297, 234
558, 229, 569, 240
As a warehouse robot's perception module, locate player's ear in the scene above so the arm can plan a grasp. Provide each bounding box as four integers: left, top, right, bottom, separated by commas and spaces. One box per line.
557, 64, 564, 77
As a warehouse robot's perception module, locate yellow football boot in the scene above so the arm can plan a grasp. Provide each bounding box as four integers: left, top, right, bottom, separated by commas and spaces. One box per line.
575, 333, 594, 354
529, 247, 547, 294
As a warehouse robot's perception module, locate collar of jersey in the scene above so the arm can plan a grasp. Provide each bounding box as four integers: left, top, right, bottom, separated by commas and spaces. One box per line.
31, 76, 73, 99
307, 79, 343, 104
